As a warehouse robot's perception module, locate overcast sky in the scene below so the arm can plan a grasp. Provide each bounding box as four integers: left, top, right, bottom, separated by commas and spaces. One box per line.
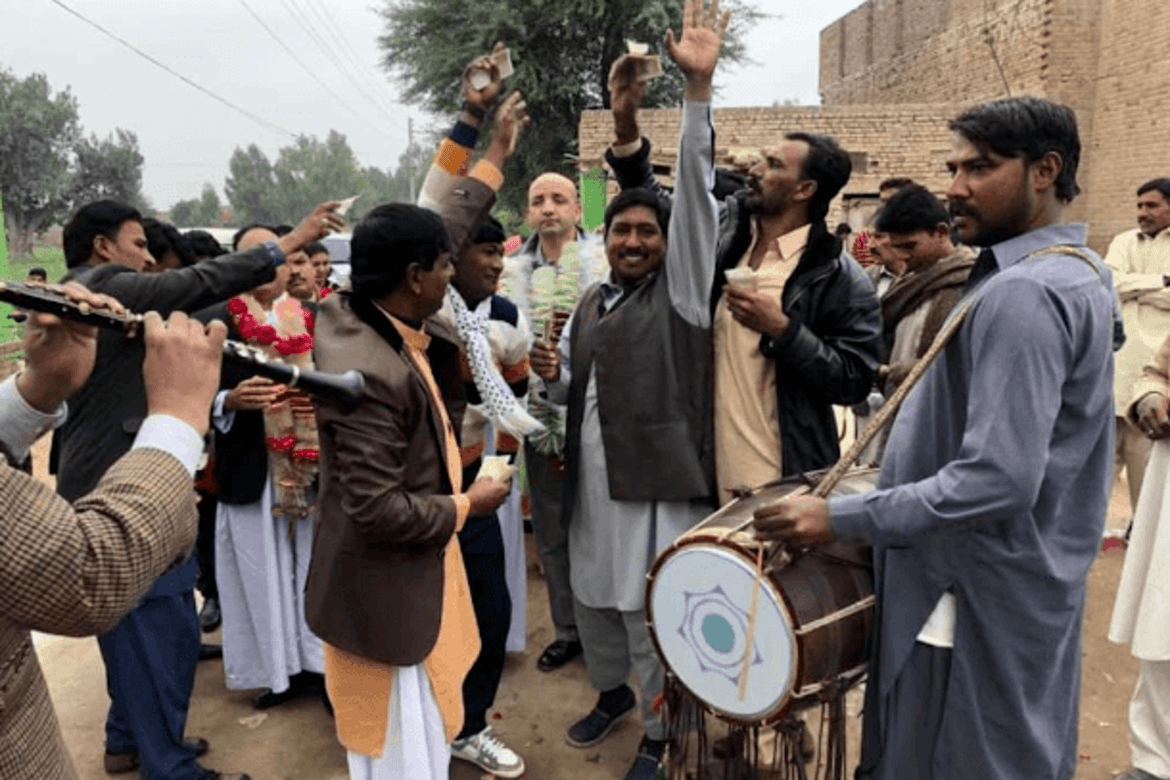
4, 0, 864, 211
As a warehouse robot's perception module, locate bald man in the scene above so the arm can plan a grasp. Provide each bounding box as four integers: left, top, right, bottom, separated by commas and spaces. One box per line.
500, 172, 607, 671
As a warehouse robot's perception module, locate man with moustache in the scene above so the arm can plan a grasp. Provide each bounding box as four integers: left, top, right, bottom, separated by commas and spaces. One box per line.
196, 225, 329, 712
606, 58, 882, 509
529, 3, 723, 775
754, 97, 1122, 780
54, 198, 341, 780
1106, 179, 1170, 522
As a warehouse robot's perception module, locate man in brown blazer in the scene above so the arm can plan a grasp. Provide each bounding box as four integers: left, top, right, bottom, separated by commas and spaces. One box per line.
306, 148, 526, 777
0, 287, 233, 780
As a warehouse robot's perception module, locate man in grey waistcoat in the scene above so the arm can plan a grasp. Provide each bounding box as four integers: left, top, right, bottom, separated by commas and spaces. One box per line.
529, 2, 726, 778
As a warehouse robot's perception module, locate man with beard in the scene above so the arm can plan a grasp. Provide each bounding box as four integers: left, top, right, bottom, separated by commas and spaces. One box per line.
754, 97, 1122, 780
606, 57, 882, 509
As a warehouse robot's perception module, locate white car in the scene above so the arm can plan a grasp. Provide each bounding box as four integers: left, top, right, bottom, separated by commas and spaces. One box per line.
321, 233, 352, 287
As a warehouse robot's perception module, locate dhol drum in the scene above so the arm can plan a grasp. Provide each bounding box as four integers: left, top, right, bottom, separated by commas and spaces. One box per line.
645, 468, 877, 726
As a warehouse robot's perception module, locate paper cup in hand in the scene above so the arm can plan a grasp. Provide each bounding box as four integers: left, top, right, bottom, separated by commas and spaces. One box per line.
724, 267, 759, 291
477, 455, 516, 482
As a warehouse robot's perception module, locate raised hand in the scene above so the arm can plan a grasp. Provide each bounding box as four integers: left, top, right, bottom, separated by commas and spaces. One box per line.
462, 41, 509, 114
483, 90, 531, 169
608, 55, 650, 146
279, 201, 346, 257
665, 0, 732, 101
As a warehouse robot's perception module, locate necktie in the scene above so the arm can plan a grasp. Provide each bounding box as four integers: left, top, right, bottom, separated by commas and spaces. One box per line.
963, 248, 998, 292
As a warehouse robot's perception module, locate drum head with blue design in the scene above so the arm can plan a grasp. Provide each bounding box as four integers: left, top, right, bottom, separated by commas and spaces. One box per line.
649, 542, 797, 722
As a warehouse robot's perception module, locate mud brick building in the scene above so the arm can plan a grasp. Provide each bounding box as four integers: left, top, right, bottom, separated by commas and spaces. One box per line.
578, 0, 1170, 251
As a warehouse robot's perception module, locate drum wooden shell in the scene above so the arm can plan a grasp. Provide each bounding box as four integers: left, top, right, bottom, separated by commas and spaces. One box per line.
645, 468, 876, 726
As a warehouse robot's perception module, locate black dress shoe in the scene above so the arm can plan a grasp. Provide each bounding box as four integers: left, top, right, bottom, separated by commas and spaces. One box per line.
199, 598, 221, 633
537, 639, 582, 672
252, 687, 298, 709
104, 738, 209, 774
565, 684, 636, 747
195, 768, 251, 780
198, 643, 223, 661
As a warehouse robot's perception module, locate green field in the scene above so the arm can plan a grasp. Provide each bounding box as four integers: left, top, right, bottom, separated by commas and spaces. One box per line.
0, 247, 69, 347
6, 247, 68, 283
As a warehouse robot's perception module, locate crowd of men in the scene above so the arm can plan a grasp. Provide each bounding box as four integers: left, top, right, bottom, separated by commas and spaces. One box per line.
5, 1, 1170, 779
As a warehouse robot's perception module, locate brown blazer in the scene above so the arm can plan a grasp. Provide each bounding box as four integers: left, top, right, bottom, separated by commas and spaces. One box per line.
0, 448, 197, 780
304, 176, 495, 665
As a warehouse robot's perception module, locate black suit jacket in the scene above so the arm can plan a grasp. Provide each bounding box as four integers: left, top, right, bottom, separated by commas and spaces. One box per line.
54, 248, 277, 502
194, 299, 318, 506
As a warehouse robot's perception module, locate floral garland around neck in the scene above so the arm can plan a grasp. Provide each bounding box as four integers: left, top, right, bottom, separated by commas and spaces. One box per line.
227, 294, 320, 529
527, 241, 584, 457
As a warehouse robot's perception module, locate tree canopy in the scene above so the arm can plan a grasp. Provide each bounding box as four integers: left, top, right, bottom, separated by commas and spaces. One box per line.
377, 0, 764, 211
0, 68, 147, 257
194, 129, 431, 227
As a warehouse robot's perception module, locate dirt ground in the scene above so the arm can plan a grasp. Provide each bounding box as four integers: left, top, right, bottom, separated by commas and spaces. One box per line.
32, 429, 1144, 779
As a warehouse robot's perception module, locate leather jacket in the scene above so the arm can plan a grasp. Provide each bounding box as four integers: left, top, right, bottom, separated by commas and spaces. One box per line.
607, 139, 882, 476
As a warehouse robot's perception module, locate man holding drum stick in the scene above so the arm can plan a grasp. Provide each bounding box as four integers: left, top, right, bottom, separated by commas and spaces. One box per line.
755, 98, 1122, 780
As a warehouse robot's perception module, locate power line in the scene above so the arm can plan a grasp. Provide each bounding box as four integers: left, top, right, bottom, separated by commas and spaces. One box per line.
299, 0, 402, 111
45, 0, 294, 139
234, 0, 391, 137
276, 0, 406, 131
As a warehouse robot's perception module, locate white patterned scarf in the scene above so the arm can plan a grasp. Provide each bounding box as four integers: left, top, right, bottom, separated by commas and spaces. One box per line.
446, 287, 545, 439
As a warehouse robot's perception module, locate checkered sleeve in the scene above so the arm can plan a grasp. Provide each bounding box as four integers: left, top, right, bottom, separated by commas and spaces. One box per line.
0, 448, 198, 636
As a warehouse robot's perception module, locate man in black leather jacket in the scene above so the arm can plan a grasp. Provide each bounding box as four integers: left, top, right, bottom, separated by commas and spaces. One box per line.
606, 97, 882, 502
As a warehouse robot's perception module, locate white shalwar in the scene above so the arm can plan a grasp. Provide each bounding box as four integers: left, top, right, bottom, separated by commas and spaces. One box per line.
215, 477, 324, 693
346, 664, 449, 780
1110, 439, 1170, 777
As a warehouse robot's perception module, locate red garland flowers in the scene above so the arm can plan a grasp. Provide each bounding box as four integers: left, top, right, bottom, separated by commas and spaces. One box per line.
228, 297, 312, 355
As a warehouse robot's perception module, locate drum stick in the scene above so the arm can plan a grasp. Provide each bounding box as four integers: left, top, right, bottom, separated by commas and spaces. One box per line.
810, 298, 973, 498
737, 544, 765, 701
733, 300, 974, 683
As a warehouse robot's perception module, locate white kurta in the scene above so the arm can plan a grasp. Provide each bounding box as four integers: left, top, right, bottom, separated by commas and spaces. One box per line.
568, 370, 711, 612
216, 477, 324, 693
345, 664, 449, 780
1110, 439, 1170, 660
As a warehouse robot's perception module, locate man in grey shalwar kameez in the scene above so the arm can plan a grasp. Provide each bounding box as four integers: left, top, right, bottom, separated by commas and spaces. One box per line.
755, 96, 1123, 780
529, 6, 725, 777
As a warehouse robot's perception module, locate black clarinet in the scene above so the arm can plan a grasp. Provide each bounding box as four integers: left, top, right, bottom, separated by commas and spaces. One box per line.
0, 281, 365, 407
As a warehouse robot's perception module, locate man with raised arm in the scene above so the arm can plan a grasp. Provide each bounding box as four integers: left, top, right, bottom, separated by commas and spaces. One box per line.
415, 51, 534, 777
755, 97, 1121, 780
529, 3, 723, 777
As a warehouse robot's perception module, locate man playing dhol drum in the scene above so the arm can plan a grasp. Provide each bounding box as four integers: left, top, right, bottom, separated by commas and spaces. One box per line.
754, 97, 1122, 780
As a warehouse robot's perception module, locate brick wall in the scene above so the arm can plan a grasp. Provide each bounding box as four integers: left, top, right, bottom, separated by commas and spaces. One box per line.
819, 0, 1056, 107
1080, 0, 1170, 249
578, 104, 959, 229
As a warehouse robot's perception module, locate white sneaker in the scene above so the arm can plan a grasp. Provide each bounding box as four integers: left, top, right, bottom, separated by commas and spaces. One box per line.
450, 727, 526, 778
